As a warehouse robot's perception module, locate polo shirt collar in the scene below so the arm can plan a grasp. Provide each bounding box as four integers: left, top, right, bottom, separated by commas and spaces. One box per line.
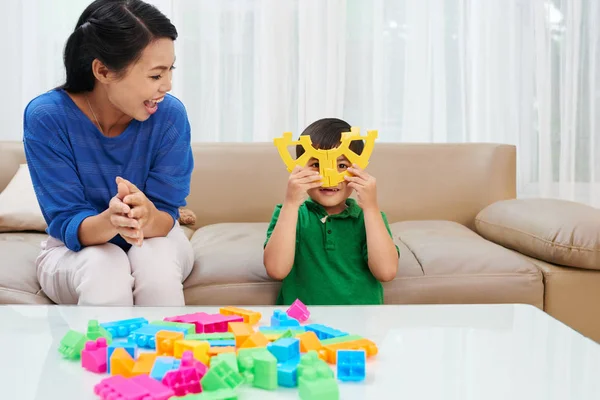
305, 198, 362, 219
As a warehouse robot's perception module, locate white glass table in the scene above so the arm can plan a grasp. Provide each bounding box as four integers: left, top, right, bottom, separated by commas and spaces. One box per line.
0, 303, 599, 399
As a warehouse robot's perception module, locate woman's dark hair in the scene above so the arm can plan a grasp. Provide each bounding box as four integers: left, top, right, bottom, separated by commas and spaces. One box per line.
296, 118, 364, 158
61, 0, 178, 92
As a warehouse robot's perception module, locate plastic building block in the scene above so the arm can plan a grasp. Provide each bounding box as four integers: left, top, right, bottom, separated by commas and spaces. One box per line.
267, 338, 300, 363
277, 356, 300, 388
131, 353, 157, 376
336, 349, 366, 381
274, 128, 377, 187
150, 357, 181, 382
227, 322, 253, 347
271, 310, 301, 328
128, 324, 189, 349
237, 347, 270, 382
181, 350, 209, 379
305, 324, 348, 340
219, 306, 262, 325
297, 351, 333, 380
200, 360, 244, 391
58, 329, 87, 359
210, 352, 239, 373
318, 338, 378, 364
286, 299, 310, 322
81, 337, 108, 373
208, 340, 236, 347
239, 332, 269, 349
297, 351, 338, 400
150, 320, 196, 335
320, 334, 362, 346
131, 374, 174, 399
176, 389, 238, 399
100, 317, 148, 339
186, 333, 235, 342
107, 342, 137, 374
94, 375, 148, 400
174, 339, 210, 360
156, 330, 185, 357
164, 312, 243, 333
208, 347, 236, 358
162, 367, 202, 397
110, 347, 135, 377
252, 350, 278, 390
86, 320, 113, 344
297, 331, 323, 353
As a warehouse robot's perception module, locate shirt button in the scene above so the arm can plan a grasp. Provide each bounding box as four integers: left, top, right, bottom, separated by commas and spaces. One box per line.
327, 230, 332, 234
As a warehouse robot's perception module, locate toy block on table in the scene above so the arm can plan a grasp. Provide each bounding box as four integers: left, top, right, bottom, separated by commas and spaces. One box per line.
250, 350, 278, 390
162, 367, 202, 397
297, 331, 322, 353
86, 320, 112, 344
165, 312, 243, 333
227, 322, 253, 347
186, 333, 235, 342
239, 331, 269, 349
131, 353, 157, 376
100, 317, 148, 339
107, 342, 137, 374
110, 347, 135, 377
211, 352, 239, 373
219, 306, 262, 325
58, 329, 87, 360
271, 310, 301, 328
174, 339, 210, 360
336, 349, 366, 382
81, 337, 108, 373
277, 356, 301, 388
130, 374, 174, 399
297, 351, 339, 400
150, 320, 196, 334
201, 359, 244, 391
128, 324, 188, 350
176, 388, 239, 399
150, 356, 181, 381
320, 334, 362, 346
286, 299, 310, 322
181, 350, 209, 378
94, 375, 148, 400
305, 324, 348, 340
267, 337, 300, 363
156, 330, 185, 357
318, 338, 378, 364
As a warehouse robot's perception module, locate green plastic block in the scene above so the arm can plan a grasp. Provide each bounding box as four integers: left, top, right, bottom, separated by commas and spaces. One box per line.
260, 328, 305, 336
298, 377, 339, 400
171, 388, 238, 399
86, 320, 113, 344
279, 329, 294, 339
58, 330, 87, 359
319, 334, 362, 346
186, 333, 235, 341
150, 320, 196, 334
211, 352, 239, 372
201, 360, 244, 391
237, 347, 271, 384
297, 351, 334, 380
252, 350, 278, 390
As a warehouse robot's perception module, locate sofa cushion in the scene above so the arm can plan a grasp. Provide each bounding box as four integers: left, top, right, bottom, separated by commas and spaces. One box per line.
474, 198, 600, 271
0, 232, 52, 304
386, 220, 544, 307
0, 164, 47, 233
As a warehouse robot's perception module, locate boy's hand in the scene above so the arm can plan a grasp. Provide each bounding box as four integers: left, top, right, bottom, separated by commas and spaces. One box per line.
285, 166, 323, 208
345, 165, 378, 211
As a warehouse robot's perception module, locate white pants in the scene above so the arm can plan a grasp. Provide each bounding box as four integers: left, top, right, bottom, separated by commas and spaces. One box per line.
35, 222, 194, 306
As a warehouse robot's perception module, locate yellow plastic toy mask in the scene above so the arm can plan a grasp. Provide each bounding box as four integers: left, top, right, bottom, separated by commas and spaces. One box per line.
274, 127, 378, 187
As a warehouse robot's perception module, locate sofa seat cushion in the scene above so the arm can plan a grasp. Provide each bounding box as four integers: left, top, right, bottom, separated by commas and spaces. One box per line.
385, 220, 544, 308
0, 232, 52, 304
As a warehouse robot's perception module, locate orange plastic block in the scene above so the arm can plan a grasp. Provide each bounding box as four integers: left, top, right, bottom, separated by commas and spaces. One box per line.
156, 330, 185, 357
131, 353, 157, 376
110, 347, 135, 377
172, 339, 210, 365
219, 306, 262, 325
228, 322, 254, 347
239, 332, 269, 349
318, 338, 378, 364
297, 331, 322, 353
208, 346, 236, 360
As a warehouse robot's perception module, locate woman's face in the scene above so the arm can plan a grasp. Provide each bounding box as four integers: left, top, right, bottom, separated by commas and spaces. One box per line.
102, 38, 176, 121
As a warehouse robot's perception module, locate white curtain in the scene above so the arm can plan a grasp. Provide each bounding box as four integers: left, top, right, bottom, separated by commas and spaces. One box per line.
1, 0, 599, 207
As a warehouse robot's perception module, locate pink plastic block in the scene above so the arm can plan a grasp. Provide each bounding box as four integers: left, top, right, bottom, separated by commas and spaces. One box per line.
287, 299, 310, 322
94, 375, 150, 400
82, 337, 108, 373
131, 374, 174, 400
181, 350, 208, 378
162, 366, 202, 396
164, 312, 243, 333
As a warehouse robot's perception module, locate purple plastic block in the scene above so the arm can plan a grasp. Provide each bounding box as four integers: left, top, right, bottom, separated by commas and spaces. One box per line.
81, 338, 108, 373
286, 299, 310, 322
162, 366, 202, 397
164, 312, 242, 333
131, 374, 175, 400
94, 375, 149, 400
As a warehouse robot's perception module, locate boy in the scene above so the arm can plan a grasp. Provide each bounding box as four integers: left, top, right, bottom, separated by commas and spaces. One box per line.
264, 118, 399, 305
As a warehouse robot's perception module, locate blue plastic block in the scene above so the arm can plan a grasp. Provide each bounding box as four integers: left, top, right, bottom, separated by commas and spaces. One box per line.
336, 349, 366, 382
209, 339, 236, 347
258, 326, 306, 333
271, 310, 301, 328
268, 338, 300, 363
277, 356, 300, 387
305, 324, 348, 340
100, 317, 148, 338
150, 356, 181, 381
106, 342, 137, 374
127, 324, 188, 349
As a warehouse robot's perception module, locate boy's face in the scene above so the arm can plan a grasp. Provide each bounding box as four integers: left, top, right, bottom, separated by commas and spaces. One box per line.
306, 155, 353, 210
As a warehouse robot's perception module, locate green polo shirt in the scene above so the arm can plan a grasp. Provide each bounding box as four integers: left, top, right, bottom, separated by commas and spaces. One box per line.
264, 198, 398, 306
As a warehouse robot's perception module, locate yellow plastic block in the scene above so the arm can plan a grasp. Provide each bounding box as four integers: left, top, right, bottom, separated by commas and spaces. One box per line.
318, 338, 378, 364
297, 331, 322, 353
156, 330, 185, 357
239, 332, 269, 349
110, 348, 135, 377
264, 333, 282, 342
227, 322, 254, 347
174, 339, 210, 361
274, 127, 378, 187
208, 346, 236, 363
131, 353, 157, 376
219, 306, 262, 325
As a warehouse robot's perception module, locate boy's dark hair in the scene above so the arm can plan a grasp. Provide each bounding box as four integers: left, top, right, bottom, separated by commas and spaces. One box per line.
296, 118, 364, 158
60, 0, 178, 93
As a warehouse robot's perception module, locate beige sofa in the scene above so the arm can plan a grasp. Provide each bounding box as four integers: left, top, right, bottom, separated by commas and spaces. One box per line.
1, 140, 599, 342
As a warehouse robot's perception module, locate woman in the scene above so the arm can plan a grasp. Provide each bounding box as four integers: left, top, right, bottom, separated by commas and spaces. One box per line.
23, 0, 194, 306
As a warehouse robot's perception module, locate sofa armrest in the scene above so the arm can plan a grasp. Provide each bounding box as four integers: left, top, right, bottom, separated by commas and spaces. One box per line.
474, 198, 600, 271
